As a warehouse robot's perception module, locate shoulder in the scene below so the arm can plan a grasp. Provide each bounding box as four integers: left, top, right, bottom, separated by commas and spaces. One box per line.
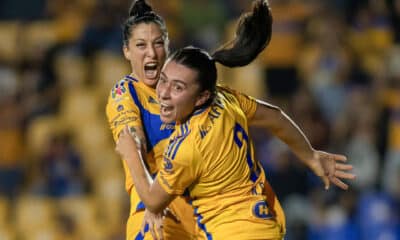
166, 123, 198, 165
106, 76, 139, 114
106, 76, 141, 106
110, 76, 138, 98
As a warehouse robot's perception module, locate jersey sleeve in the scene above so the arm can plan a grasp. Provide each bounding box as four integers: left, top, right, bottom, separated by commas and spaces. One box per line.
217, 85, 258, 120
156, 135, 200, 195
106, 80, 142, 143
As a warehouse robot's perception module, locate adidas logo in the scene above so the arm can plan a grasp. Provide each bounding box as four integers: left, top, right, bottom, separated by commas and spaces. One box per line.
148, 96, 158, 104
199, 125, 211, 139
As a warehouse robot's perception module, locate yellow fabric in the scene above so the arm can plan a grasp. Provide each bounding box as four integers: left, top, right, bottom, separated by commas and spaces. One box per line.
157, 88, 285, 239
106, 76, 199, 239
127, 195, 199, 240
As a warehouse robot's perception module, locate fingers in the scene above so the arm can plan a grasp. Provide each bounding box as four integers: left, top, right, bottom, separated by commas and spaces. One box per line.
335, 163, 353, 171
334, 170, 356, 180
322, 176, 330, 190
140, 221, 147, 236
332, 154, 347, 162
329, 176, 349, 190
149, 223, 157, 240
156, 220, 164, 240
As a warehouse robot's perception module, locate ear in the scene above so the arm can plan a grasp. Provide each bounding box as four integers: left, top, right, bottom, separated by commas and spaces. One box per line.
195, 90, 211, 107
123, 45, 130, 60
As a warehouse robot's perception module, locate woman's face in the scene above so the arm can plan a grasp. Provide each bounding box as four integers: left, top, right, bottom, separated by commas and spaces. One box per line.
156, 60, 210, 123
123, 22, 168, 88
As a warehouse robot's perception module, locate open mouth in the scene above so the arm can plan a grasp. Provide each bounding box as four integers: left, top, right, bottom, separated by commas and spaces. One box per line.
160, 102, 173, 116
144, 62, 158, 79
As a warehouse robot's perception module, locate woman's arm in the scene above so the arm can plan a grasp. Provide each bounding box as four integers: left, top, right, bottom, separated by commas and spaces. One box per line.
250, 99, 355, 190
116, 125, 175, 213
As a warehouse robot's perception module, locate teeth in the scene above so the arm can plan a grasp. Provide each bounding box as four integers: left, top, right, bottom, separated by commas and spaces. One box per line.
160, 102, 169, 107
145, 63, 157, 67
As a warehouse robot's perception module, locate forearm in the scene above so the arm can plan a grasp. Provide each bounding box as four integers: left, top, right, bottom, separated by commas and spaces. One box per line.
252, 99, 315, 165
125, 149, 165, 213
273, 110, 315, 163
122, 126, 153, 183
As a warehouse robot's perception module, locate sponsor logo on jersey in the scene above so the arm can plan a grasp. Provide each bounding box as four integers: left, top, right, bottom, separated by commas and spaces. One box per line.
252, 201, 273, 219
112, 85, 126, 98
113, 116, 138, 127
160, 123, 175, 131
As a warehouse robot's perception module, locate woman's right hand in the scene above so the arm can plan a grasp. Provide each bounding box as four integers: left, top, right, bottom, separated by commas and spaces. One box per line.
141, 209, 164, 240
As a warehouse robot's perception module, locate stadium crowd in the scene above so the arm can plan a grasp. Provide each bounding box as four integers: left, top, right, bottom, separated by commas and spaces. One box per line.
0, 0, 399, 239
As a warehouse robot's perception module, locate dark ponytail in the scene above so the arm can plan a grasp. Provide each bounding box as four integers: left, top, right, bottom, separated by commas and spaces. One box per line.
128, 0, 152, 17
123, 0, 168, 46
212, 0, 272, 67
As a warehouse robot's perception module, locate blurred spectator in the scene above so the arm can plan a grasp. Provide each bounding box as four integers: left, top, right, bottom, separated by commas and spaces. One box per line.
31, 132, 89, 197
298, 10, 351, 123
0, 93, 24, 199
0, 0, 399, 239
260, 0, 316, 99
77, 1, 124, 57
342, 88, 380, 191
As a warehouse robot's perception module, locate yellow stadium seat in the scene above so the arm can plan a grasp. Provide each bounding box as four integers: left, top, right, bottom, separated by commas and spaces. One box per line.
0, 227, 16, 240
20, 21, 57, 60
93, 174, 126, 233
58, 88, 100, 128
15, 195, 57, 233
26, 115, 64, 158
0, 22, 20, 62
58, 196, 107, 239
93, 51, 130, 97
54, 52, 88, 90
0, 197, 9, 227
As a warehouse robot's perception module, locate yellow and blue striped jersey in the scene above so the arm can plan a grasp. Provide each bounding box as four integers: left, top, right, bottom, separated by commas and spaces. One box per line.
157, 86, 285, 239
106, 75, 175, 213
106, 76, 203, 240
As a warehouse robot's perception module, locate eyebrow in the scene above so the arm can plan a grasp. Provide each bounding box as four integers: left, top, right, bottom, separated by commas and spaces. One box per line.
134, 36, 164, 42
160, 72, 187, 86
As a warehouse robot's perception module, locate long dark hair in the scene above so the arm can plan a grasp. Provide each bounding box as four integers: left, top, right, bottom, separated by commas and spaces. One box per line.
122, 0, 168, 47
168, 0, 272, 103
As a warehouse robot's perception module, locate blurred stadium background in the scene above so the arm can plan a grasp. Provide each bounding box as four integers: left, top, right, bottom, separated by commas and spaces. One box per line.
0, 0, 399, 239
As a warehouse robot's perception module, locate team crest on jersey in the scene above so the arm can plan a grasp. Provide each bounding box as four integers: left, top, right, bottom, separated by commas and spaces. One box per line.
117, 104, 124, 112
252, 201, 273, 219
112, 84, 126, 98
148, 96, 158, 104
163, 157, 173, 173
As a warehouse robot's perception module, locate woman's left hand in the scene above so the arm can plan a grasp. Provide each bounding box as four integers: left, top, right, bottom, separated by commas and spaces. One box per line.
307, 150, 356, 190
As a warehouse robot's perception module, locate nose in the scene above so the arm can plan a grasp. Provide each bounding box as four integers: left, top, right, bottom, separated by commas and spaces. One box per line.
157, 82, 170, 100
146, 45, 156, 58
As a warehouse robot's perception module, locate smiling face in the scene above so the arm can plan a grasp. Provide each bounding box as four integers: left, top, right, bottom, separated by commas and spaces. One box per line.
123, 22, 168, 88
156, 60, 210, 124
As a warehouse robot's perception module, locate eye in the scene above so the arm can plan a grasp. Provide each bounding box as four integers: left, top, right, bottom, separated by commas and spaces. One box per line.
136, 43, 146, 49
154, 40, 164, 47
172, 84, 183, 92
